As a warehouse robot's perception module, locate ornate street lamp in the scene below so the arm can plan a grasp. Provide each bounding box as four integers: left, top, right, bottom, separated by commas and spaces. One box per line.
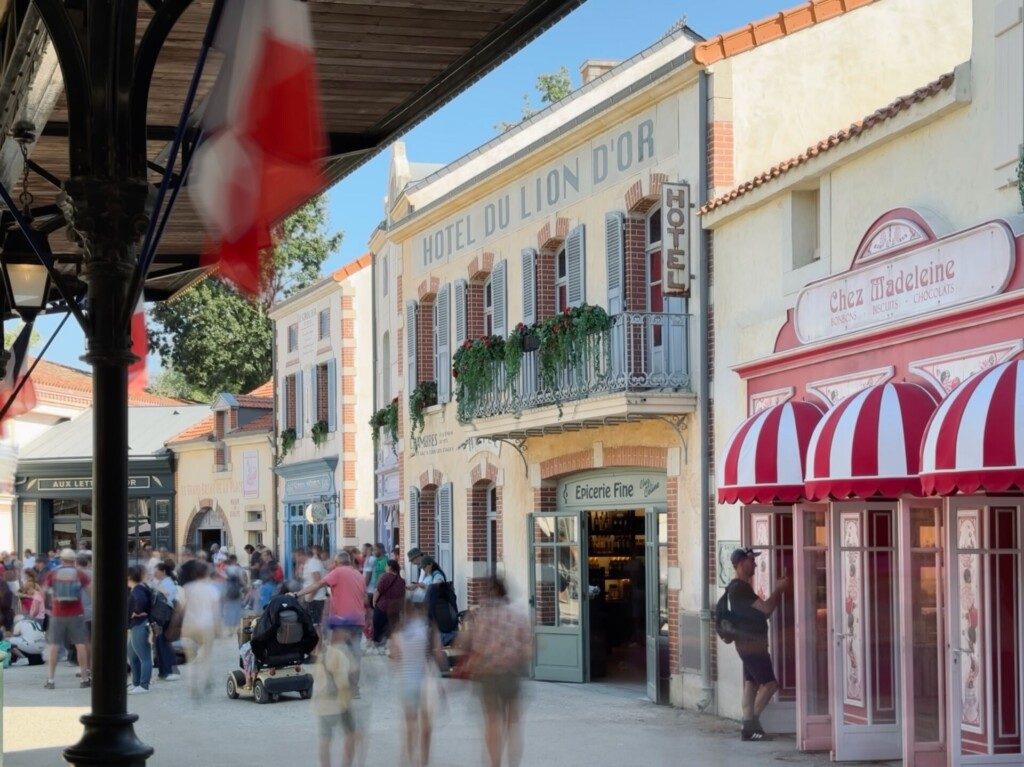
0, 237, 51, 322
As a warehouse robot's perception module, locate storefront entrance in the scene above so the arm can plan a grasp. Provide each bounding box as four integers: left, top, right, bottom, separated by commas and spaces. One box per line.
529, 470, 669, 703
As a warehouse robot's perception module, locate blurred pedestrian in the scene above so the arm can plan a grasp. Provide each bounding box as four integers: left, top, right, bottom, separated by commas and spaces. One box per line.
457, 577, 531, 767
17, 569, 44, 619
153, 562, 181, 681
126, 566, 152, 694
0, 576, 15, 636
8, 614, 46, 665
298, 548, 327, 628
391, 603, 444, 767
177, 546, 201, 586
41, 548, 91, 689
312, 626, 359, 767
70, 553, 93, 671
222, 554, 246, 633
180, 561, 221, 698
257, 549, 282, 608
372, 559, 405, 651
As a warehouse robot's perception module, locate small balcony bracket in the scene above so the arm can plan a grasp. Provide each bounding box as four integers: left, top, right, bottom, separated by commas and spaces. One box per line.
655, 414, 689, 464
460, 436, 529, 476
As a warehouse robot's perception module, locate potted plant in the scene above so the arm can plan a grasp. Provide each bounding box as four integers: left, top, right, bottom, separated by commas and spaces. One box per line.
369, 397, 399, 447
452, 335, 504, 422
280, 427, 296, 457
311, 419, 329, 447
408, 380, 437, 441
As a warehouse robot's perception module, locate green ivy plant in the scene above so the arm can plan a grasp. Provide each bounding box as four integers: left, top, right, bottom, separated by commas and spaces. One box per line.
453, 335, 504, 422
536, 304, 611, 394
369, 397, 399, 447
408, 380, 438, 442
280, 427, 297, 458
311, 419, 330, 447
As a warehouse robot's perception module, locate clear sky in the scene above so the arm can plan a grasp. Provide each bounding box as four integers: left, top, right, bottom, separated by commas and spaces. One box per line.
31, 0, 789, 374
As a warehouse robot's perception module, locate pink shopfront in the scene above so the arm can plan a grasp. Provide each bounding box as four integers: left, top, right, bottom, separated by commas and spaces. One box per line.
718, 208, 1024, 767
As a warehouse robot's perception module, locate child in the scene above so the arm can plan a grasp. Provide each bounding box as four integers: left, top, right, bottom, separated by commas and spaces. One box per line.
312, 629, 358, 767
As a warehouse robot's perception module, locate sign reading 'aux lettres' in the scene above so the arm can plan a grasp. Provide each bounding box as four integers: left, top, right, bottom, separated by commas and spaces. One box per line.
661, 181, 691, 297
411, 106, 681, 275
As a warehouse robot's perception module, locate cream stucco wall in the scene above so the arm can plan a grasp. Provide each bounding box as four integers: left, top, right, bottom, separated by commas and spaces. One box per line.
705, 0, 1022, 721
349, 266, 376, 545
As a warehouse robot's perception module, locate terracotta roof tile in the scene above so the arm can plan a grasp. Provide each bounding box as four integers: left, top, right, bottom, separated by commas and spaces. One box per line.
693, 0, 877, 65
28, 359, 187, 407
232, 394, 273, 409
700, 73, 955, 215
166, 414, 215, 445
229, 411, 274, 434
331, 253, 371, 282
246, 380, 274, 397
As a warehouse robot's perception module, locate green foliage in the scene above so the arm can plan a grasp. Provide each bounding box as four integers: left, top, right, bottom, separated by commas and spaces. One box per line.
280, 427, 296, 458
147, 367, 203, 401
408, 381, 437, 444
3, 324, 41, 349
535, 304, 611, 396
149, 197, 341, 400
495, 66, 573, 133
369, 397, 399, 447
452, 335, 505, 422
311, 419, 329, 447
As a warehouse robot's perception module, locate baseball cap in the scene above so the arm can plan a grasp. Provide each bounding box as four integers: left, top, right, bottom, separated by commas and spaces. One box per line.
730, 547, 761, 566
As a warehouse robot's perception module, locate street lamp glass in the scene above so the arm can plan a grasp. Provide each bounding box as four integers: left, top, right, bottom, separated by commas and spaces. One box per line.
4, 261, 49, 314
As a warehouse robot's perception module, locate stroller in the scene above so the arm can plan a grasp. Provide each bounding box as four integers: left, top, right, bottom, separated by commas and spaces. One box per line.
226, 594, 318, 704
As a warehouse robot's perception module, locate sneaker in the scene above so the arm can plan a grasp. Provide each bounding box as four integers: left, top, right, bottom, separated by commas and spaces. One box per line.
741, 728, 773, 742
80, 678, 91, 688
44, 680, 55, 689
162, 673, 181, 681
127, 686, 149, 695
75, 670, 81, 677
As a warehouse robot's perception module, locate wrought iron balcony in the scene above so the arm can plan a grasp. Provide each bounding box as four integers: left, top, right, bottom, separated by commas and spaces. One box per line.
458, 311, 691, 423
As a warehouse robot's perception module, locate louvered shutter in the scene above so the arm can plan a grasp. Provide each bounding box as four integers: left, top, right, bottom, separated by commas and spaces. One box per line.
605, 212, 625, 314
326, 359, 338, 432
436, 482, 454, 580
566, 224, 586, 307
295, 368, 304, 438
309, 365, 319, 427
408, 487, 421, 579
279, 375, 287, 432
994, 1, 1024, 183
405, 300, 417, 396
491, 259, 507, 337
521, 248, 537, 325
454, 279, 468, 346
436, 283, 451, 404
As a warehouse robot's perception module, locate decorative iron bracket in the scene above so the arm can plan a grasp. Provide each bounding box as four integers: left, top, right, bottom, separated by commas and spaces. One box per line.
655, 414, 689, 464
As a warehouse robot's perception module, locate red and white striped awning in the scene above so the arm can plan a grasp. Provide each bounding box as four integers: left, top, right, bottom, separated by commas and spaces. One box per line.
805, 382, 938, 500
921, 360, 1024, 495
718, 400, 824, 504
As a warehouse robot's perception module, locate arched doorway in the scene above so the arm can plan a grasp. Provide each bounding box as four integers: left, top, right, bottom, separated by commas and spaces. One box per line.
183, 504, 232, 555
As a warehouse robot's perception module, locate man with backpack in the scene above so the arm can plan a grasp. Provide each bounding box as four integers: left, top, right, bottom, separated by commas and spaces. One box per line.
41, 548, 91, 689
421, 556, 459, 646
718, 547, 789, 742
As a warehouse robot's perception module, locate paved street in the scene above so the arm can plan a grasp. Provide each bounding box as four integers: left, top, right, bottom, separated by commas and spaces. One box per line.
3, 636, 846, 767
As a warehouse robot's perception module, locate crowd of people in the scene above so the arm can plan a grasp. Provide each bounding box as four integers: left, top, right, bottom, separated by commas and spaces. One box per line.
0, 541, 533, 767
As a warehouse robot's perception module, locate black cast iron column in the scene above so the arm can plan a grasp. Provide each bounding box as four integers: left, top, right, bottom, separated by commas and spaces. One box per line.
60, 178, 153, 767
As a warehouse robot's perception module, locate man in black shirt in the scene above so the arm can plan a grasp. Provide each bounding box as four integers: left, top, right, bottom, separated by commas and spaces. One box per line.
726, 547, 789, 741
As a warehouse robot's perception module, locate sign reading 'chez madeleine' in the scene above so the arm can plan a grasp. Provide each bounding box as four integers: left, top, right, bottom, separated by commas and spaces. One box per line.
795, 222, 1016, 344
411, 105, 680, 275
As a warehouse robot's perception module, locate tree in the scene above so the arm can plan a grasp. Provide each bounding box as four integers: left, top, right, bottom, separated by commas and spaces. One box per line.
495, 66, 573, 132
149, 196, 342, 400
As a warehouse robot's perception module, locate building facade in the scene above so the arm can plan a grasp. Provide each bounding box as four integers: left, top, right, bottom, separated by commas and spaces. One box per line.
706, 0, 1022, 763
167, 384, 274, 554
370, 0, 969, 708
270, 256, 374, 572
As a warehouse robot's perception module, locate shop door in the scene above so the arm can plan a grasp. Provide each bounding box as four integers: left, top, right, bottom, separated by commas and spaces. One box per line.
529, 511, 587, 683
947, 502, 1024, 765
794, 504, 832, 752
832, 504, 902, 761
645, 508, 668, 703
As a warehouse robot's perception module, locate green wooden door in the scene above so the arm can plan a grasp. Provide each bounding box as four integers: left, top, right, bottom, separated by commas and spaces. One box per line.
529, 511, 587, 682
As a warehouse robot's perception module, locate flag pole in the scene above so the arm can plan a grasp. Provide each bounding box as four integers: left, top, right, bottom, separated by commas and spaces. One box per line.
0, 311, 71, 422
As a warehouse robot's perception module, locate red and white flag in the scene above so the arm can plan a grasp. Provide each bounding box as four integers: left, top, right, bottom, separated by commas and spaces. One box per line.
129, 297, 148, 395
0, 323, 37, 438
190, 0, 326, 296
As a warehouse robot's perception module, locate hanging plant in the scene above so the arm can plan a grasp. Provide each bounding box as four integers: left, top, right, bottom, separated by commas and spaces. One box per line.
536, 304, 611, 393
504, 323, 531, 385
408, 380, 437, 442
369, 397, 399, 447
280, 427, 297, 457
311, 419, 330, 447
452, 335, 504, 422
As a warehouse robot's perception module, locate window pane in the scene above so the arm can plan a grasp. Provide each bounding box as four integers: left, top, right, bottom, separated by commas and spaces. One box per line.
557, 250, 566, 278
534, 516, 555, 544
485, 282, 492, 308
557, 515, 578, 543
488, 519, 498, 577
557, 545, 580, 626
649, 251, 661, 282
648, 208, 661, 245
534, 546, 556, 626
803, 548, 830, 715
911, 550, 942, 743
557, 285, 568, 312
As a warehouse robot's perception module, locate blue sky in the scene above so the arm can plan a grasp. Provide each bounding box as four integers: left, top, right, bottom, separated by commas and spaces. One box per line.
32, 0, 788, 374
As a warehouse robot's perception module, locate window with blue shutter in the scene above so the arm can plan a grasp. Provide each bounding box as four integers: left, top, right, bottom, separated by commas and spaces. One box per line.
408, 487, 421, 579
521, 248, 537, 325
491, 260, 507, 337
566, 224, 586, 307
436, 482, 453, 579
454, 280, 468, 346
327, 359, 338, 432
309, 365, 319, 427
605, 212, 625, 315
405, 300, 418, 395
435, 283, 451, 404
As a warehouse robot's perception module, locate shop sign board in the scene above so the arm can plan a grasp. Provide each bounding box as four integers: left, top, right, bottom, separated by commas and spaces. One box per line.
242, 450, 259, 498
37, 476, 152, 491
795, 222, 1015, 344
411, 105, 680, 275
284, 473, 333, 499
661, 181, 691, 297
557, 471, 666, 510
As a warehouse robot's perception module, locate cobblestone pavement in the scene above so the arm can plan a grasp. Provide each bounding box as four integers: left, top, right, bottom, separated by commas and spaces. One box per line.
3, 636, 869, 766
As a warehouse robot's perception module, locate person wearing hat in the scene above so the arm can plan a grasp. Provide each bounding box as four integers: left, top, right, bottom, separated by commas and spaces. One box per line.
726, 547, 789, 741
405, 548, 430, 604
41, 548, 92, 689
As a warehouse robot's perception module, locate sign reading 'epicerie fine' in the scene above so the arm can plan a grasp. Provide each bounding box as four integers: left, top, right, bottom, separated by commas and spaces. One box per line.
558, 471, 666, 510
795, 222, 1015, 344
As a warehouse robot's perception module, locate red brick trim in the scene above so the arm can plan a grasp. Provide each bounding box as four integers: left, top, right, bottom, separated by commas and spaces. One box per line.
602, 446, 668, 471
417, 276, 440, 302
537, 217, 571, 252
467, 252, 495, 282
539, 450, 594, 480
625, 172, 669, 213
708, 121, 734, 190
469, 460, 499, 485
418, 469, 445, 488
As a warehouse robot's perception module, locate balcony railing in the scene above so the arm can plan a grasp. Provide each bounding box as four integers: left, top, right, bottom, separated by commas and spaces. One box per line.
458, 311, 690, 421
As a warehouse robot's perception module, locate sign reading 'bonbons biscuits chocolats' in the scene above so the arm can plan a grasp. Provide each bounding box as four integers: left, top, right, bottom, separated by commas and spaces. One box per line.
794, 222, 1015, 344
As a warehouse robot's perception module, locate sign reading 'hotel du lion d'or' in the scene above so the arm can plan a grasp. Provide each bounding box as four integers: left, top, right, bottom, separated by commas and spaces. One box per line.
795, 220, 1016, 344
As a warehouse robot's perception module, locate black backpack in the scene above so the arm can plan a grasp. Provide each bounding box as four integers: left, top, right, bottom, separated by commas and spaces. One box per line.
148, 587, 174, 628
714, 588, 737, 645
429, 575, 459, 634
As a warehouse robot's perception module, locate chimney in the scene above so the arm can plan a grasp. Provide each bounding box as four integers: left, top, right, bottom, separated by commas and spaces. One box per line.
579, 59, 620, 85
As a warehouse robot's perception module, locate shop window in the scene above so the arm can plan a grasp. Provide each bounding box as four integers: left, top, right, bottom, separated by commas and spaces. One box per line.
318, 308, 330, 341
555, 247, 569, 313
287, 323, 298, 353
907, 504, 943, 746
284, 374, 297, 431
800, 509, 830, 717
790, 190, 820, 270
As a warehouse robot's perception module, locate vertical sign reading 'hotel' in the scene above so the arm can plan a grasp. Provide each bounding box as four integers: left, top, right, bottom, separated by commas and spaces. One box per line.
661, 180, 691, 297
